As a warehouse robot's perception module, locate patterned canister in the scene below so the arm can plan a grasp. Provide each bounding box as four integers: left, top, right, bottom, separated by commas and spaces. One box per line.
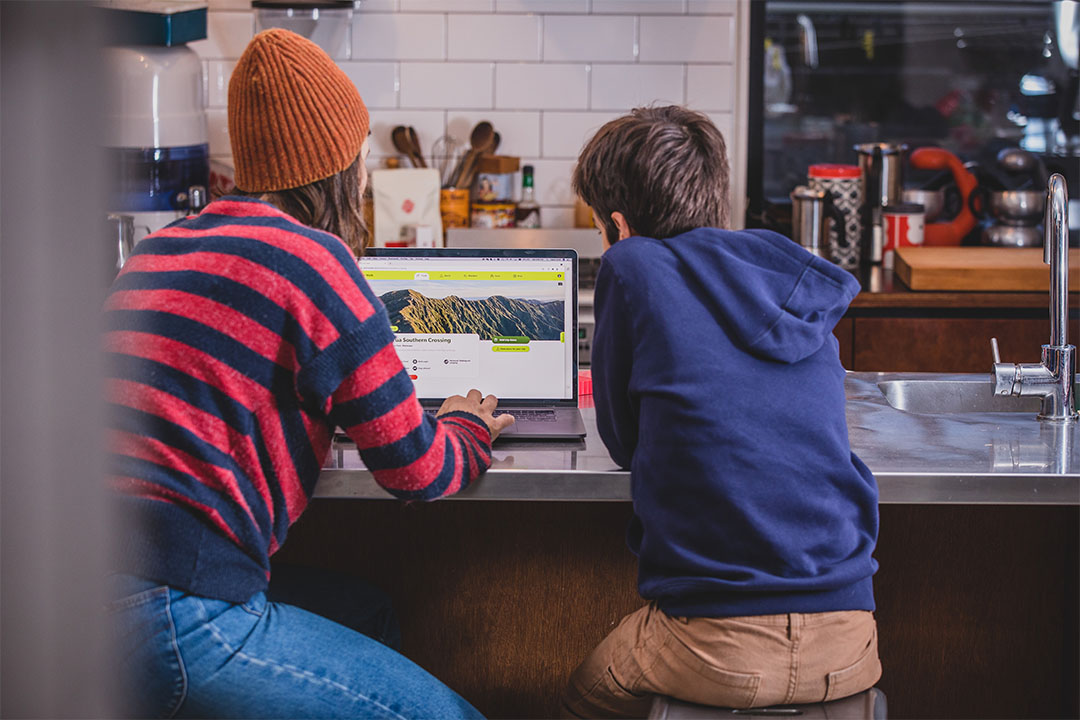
808, 164, 862, 270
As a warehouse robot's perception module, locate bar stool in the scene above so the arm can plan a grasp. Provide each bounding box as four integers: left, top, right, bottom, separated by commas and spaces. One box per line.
648, 687, 887, 719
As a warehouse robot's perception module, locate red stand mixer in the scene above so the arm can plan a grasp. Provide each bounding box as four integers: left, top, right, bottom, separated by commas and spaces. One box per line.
908, 147, 979, 246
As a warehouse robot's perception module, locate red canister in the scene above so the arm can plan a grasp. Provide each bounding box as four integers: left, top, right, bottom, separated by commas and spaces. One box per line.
882, 202, 925, 267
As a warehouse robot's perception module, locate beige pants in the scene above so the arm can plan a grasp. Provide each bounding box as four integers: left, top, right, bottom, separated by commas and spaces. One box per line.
560, 603, 881, 719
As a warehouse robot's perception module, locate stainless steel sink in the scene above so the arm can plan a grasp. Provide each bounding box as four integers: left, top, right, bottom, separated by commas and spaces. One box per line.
877, 379, 1080, 414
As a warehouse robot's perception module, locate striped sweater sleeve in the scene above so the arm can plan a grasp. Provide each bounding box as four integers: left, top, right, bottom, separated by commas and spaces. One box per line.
296, 258, 493, 501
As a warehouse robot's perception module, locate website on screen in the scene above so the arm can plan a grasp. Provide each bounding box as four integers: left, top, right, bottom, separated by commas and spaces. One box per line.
360, 255, 574, 400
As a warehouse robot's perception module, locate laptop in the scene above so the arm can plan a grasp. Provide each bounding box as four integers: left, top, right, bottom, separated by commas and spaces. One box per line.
358, 247, 587, 441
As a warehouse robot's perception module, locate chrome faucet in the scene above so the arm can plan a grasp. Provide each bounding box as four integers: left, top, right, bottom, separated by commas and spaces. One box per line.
991, 173, 1077, 422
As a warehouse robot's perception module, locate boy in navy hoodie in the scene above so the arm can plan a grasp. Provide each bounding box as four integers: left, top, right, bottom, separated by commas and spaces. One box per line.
560, 106, 881, 718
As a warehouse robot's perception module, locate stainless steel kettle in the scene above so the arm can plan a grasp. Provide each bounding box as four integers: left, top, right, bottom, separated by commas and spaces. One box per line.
790, 185, 850, 263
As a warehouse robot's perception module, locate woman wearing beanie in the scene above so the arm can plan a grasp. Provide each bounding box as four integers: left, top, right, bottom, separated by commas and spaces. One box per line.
104, 29, 508, 718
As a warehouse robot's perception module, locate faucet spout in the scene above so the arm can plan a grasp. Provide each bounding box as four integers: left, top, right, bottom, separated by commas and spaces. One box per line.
1045, 173, 1070, 349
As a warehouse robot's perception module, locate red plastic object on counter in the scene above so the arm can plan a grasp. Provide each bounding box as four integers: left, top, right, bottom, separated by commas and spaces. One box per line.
578, 369, 592, 396
909, 146, 979, 246
578, 369, 594, 409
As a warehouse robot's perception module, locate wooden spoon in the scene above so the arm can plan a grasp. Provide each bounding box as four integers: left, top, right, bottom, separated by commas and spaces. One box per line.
406, 126, 427, 168
453, 121, 496, 189
391, 125, 425, 168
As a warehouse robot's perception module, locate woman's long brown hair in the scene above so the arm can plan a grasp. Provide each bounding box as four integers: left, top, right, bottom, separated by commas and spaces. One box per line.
248, 152, 369, 256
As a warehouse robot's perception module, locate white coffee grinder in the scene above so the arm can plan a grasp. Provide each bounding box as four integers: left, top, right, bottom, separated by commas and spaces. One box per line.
103, 1, 210, 246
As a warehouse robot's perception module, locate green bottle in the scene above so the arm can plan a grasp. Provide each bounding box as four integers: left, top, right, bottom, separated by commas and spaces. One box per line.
515, 165, 540, 229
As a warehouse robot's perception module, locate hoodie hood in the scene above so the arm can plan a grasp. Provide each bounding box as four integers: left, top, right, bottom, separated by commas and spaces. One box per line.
656, 227, 860, 364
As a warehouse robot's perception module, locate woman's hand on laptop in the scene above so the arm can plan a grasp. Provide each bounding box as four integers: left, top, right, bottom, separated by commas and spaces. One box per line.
438, 389, 515, 441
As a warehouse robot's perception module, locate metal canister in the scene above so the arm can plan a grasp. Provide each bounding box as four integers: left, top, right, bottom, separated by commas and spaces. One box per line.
790, 185, 852, 266
854, 143, 909, 264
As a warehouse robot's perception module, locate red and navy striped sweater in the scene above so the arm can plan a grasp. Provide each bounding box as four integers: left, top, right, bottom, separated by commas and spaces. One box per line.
106, 196, 492, 602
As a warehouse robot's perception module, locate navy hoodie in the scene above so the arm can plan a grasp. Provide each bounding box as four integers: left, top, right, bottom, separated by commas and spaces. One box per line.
592, 227, 878, 618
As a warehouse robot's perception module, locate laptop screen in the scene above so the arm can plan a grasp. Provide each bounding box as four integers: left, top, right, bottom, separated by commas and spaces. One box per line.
359, 248, 578, 404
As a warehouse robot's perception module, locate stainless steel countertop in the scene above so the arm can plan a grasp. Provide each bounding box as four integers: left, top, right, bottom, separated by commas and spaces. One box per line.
316, 372, 1080, 505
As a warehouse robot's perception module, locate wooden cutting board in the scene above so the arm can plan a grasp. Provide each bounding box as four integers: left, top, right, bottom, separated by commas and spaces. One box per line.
894, 246, 1080, 291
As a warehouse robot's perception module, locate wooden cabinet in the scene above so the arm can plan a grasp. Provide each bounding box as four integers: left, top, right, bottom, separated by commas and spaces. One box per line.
276, 501, 1079, 720
834, 277, 1080, 372
849, 317, 1053, 371
834, 317, 854, 368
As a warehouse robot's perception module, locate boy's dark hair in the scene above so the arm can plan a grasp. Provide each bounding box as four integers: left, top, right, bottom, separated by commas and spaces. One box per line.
245, 152, 369, 256
572, 105, 730, 244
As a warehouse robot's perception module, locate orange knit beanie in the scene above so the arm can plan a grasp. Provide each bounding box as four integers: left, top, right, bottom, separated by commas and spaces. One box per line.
228, 29, 369, 193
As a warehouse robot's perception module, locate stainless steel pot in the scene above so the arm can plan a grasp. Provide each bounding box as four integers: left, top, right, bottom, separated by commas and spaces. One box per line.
970, 188, 1045, 224
902, 188, 944, 223
982, 224, 1044, 247
990, 190, 1046, 223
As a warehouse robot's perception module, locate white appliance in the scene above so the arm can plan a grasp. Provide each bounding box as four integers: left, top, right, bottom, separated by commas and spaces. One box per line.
103, 1, 209, 244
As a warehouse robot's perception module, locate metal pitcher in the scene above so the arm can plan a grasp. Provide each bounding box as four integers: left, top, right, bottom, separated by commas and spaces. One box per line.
108, 213, 136, 273
790, 185, 850, 263
854, 142, 909, 263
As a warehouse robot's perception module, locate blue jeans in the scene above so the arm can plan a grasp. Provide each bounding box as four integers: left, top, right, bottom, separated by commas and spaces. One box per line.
107, 575, 484, 719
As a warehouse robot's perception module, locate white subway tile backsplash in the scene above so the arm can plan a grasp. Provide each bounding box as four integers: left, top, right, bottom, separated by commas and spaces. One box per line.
706, 112, 734, 148
496, 0, 588, 13
523, 159, 577, 205
401, 63, 494, 108
541, 111, 620, 158
191, 2, 748, 219
353, 13, 445, 61
340, 62, 399, 109
367, 110, 447, 162
639, 15, 733, 62
448, 14, 541, 61
207, 107, 231, 158
400, 0, 493, 11
591, 0, 686, 13
495, 64, 588, 110
447, 111, 541, 157
591, 64, 683, 109
686, 64, 734, 111
539, 206, 576, 229
206, 60, 236, 108
189, 12, 253, 60
687, 0, 737, 14
543, 15, 636, 62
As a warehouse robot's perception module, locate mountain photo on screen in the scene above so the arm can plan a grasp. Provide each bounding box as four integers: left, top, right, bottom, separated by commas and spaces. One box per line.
374, 279, 565, 342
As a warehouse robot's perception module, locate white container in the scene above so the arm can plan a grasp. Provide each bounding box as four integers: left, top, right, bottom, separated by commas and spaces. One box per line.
371, 168, 443, 248
253, 1, 357, 60
104, 44, 209, 240
103, 44, 207, 149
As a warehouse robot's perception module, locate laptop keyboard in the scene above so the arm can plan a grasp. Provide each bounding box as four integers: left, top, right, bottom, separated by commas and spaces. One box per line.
425, 409, 559, 422
494, 409, 558, 422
